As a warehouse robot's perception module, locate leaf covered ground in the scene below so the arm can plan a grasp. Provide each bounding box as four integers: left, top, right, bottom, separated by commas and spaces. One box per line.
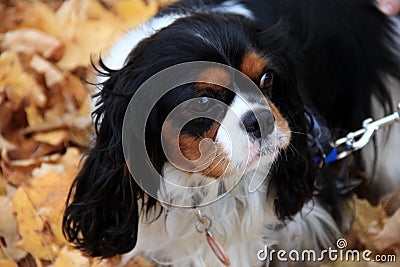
0, 1, 400, 266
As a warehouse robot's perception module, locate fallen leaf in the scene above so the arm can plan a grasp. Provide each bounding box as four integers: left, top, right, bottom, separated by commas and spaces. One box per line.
58, 147, 81, 172
0, 51, 46, 108
14, 1, 62, 39
374, 208, 400, 250
156, 0, 179, 8
6, 136, 65, 161
113, 0, 158, 26
13, 165, 78, 260
0, 99, 16, 134
13, 183, 59, 261
0, 0, 162, 265
0, 29, 65, 61
93, 255, 122, 267
52, 246, 90, 267
0, 174, 8, 195
62, 73, 90, 107
0, 196, 27, 261
1, 164, 29, 187
55, 0, 126, 70
122, 255, 156, 267
0, 259, 17, 267
25, 105, 44, 127
352, 197, 387, 250
0, 135, 16, 151
23, 113, 91, 136
33, 130, 67, 146
31, 162, 63, 179
29, 55, 64, 88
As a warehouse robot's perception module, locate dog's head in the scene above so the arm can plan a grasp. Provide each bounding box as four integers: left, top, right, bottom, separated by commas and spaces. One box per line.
63, 13, 314, 258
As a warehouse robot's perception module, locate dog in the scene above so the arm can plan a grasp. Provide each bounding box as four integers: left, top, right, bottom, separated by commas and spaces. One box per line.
62, 0, 400, 266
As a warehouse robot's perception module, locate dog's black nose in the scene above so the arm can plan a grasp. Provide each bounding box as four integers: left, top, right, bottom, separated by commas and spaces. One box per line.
243, 109, 275, 138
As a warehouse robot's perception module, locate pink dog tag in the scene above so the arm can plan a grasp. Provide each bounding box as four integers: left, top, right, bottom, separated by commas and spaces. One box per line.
205, 229, 230, 266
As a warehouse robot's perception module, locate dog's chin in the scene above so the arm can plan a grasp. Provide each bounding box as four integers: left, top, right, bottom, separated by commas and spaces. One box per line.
241, 152, 276, 175
240, 136, 289, 174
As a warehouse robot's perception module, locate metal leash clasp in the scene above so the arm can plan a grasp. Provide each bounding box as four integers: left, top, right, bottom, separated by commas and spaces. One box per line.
334, 102, 400, 160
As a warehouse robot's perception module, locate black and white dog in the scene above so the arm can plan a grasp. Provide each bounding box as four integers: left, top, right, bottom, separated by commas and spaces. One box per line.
63, 0, 400, 266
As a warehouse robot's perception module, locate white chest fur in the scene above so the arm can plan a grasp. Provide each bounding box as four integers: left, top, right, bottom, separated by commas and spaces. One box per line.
124, 165, 278, 267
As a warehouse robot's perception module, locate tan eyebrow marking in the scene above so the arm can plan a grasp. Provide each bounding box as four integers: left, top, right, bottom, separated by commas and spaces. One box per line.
196, 67, 231, 91
241, 52, 268, 80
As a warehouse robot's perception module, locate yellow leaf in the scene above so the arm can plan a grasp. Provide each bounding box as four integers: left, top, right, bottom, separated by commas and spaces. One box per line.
55, 0, 126, 70
29, 55, 64, 88
79, 97, 91, 116
122, 255, 156, 267
0, 29, 65, 61
33, 130, 67, 146
0, 51, 46, 107
0, 135, 16, 151
59, 147, 82, 172
0, 259, 18, 267
13, 185, 55, 260
374, 208, 400, 250
0, 196, 27, 261
12, 149, 81, 260
113, 0, 158, 26
54, 246, 90, 267
16, 1, 62, 38
25, 105, 44, 127
63, 73, 90, 107
352, 197, 387, 250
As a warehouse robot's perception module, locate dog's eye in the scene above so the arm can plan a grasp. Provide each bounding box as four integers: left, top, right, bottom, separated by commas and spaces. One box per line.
260, 71, 274, 89
191, 97, 210, 113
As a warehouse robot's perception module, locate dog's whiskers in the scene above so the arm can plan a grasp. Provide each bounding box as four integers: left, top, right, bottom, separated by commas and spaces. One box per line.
290, 131, 307, 136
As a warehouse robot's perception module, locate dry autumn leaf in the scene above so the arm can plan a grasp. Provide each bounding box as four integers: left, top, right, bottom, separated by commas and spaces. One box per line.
29, 54, 64, 88
33, 130, 68, 146
0, 51, 46, 108
374, 208, 400, 251
113, 0, 158, 25
12, 148, 81, 260
122, 255, 157, 267
55, 0, 126, 70
0, 0, 167, 266
351, 197, 387, 249
52, 246, 90, 267
0, 196, 27, 261
0, 259, 17, 267
0, 29, 65, 61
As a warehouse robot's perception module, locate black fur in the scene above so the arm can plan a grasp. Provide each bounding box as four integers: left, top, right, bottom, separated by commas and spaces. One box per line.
246, 0, 400, 219
247, 0, 399, 132
63, 0, 399, 259
63, 13, 309, 257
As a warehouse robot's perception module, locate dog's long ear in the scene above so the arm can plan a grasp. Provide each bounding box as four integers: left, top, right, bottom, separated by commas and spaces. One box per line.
62, 62, 147, 258
256, 24, 316, 220
269, 62, 315, 220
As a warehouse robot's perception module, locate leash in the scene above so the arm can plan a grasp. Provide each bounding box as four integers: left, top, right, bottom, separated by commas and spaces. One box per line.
316, 102, 400, 165
313, 102, 399, 232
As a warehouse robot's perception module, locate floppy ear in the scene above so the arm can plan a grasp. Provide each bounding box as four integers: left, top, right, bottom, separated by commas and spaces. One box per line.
270, 77, 315, 220
62, 63, 147, 258
256, 26, 316, 220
